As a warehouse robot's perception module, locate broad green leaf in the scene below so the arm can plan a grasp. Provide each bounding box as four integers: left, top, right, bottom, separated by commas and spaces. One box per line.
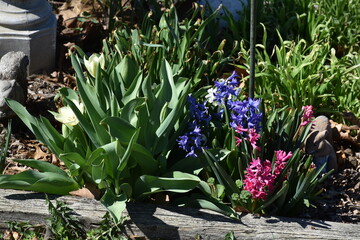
155, 91, 188, 138
101, 116, 137, 142
101, 141, 121, 179
120, 98, 146, 126
130, 143, 158, 174
122, 71, 143, 105
254, 180, 289, 213
134, 171, 200, 198
116, 129, 139, 173
100, 190, 127, 223
59, 152, 87, 171
69, 54, 111, 146
115, 55, 139, 89
175, 193, 239, 220
6, 99, 64, 156
0, 170, 78, 195
168, 156, 203, 175
14, 159, 69, 177
58, 87, 79, 102
156, 59, 176, 107
203, 149, 240, 195
70, 54, 106, 119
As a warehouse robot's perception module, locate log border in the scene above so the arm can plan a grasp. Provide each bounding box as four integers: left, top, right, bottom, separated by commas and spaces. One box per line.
0, 189, 359, 239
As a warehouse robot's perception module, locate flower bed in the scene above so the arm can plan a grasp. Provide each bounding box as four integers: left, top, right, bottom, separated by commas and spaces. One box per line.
0, 0, 359, 232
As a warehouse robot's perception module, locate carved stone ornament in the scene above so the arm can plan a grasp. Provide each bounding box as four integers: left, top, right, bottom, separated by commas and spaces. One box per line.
0, 51, 28, 120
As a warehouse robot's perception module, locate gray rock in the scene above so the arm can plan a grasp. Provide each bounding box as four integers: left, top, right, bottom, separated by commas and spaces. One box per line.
0, 51, 29, 120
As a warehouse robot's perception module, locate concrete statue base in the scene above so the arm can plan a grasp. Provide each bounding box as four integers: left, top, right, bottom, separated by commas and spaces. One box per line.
0, 0, 56, 74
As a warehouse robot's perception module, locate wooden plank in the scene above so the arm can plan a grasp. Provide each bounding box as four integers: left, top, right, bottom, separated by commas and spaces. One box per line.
0, 189, 359, 239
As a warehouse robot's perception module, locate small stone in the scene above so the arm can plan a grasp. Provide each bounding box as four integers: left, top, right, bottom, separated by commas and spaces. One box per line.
348, 156, 358, 168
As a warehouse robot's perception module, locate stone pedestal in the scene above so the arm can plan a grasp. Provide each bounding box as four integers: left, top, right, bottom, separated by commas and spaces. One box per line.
198, 0, 248, 27
0, 0, 56, 74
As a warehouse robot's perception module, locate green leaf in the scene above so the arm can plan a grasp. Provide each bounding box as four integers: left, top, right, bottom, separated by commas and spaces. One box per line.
121, 98, 146, 126
155, 90, 188, 138
101, 117, 137, 142
6, 99, 64, 156
0, 170, 78, 195
100, 190, 127, 223
122, 72, 143, 105
117, 129, 139, 173
70, 54, 106, 119
59, 152, 87, 171
134, 171, 200, 198
101, 140, 121, 179
130, 143, 158, 174
158, 59, 178, 109
115, 55, 139, 89
203, 149, 240, 195
175, 193, 239, 220
254, 180, 289, 213
14, 159, 69, 177
60, 87, 109, 148
168, 156, 203, 175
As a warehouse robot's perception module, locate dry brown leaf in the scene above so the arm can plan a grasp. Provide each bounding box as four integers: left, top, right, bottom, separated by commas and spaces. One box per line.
51, 154, 64, 167
3, 165, 28, 175
234, 205, 250, 213
12, 231, 20, 240
129, 236, 146, 240
3, 230, 11, 240
70, 188, 96, 199
58, 0, 98, 28
70, 182, 102, 199
33, 146, 49, 160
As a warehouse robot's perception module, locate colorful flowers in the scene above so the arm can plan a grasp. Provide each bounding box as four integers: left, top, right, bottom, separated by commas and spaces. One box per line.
243, 150, 292, 200
178, 71, 262, 157
230, 98, 262, 132
301, 105, 314, 126
274, 150, 293, 175
177, 96, 211, 157
243, 158, 275, 200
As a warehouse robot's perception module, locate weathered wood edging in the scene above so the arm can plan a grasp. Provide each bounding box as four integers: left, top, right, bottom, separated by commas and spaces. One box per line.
0, 189, 358, 239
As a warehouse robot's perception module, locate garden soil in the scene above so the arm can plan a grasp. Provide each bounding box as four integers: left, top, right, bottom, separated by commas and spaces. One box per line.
0, 0, 359, 225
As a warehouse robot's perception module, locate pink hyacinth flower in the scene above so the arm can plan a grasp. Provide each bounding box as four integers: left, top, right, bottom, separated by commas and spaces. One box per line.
274, 150, 292, 175
243, 158, 276, 200
235, 136, 242, 146
235, 125, 248, 134
301, 105, 314, 126
248, 128, 261, 151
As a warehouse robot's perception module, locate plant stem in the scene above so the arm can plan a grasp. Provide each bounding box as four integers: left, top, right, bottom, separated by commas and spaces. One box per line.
249, 0, 257, 99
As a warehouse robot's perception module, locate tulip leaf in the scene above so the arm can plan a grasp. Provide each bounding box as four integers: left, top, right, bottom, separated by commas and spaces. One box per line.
0, 170, 78, 195
134, 171, 200, 198
101, 117, 136, 143
100, 190, 127, 223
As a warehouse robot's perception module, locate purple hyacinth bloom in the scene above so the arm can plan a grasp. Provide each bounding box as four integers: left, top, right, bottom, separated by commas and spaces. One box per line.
211, 71, 241, 106
230, 98, 262, 133
178, 96, 212, 157
188, 96, 211, 124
